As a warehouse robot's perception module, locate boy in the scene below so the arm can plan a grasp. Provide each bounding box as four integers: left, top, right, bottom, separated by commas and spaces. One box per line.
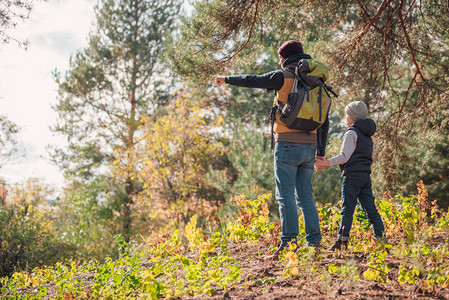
314, 101, 385, 250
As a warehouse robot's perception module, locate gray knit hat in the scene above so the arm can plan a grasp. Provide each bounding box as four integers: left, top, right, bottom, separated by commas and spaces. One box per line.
345, 101, 368, 121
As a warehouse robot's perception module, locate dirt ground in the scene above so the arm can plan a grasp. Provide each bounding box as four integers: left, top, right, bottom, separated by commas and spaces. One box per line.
12, 237, 449, 300
183, 240, 449, 300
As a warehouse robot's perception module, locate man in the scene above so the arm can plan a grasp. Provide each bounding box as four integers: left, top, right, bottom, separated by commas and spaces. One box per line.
214, 40, 329, 257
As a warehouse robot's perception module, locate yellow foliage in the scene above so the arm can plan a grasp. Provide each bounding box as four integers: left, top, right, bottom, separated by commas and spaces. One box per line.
363, 269, 377, 281
185, 214, 215, 256
291, 267, 299, 276
115, 91, 223, 225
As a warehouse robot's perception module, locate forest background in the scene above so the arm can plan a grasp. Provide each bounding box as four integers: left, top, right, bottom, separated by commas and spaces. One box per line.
0, 0, 448, 279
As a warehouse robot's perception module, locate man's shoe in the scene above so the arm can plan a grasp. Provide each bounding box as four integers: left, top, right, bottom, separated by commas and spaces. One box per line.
306, 242, 321, 249
328, 239, 348, 251
376, 236, 389, 244
376, 236, 391, 253
267, 248, 282, 260
267, 243, 290, 260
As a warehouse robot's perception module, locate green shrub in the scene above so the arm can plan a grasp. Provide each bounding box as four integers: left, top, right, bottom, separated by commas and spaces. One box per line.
0, 202, 74, 277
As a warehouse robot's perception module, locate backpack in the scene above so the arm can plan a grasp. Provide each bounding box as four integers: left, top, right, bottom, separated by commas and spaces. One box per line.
269, 59, 337, 149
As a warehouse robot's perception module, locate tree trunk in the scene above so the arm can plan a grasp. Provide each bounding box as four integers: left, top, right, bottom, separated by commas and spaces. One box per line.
123, 177, 134, 242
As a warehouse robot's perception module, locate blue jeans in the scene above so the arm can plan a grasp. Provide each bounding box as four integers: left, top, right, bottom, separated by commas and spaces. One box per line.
274, 142, 321, 248
338, 172, 385, 240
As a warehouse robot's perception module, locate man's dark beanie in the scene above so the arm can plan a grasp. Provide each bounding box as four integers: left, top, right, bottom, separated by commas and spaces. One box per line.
278, 40, 304, 59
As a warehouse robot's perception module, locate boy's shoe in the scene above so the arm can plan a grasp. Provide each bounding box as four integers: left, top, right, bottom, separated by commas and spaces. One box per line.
328, 239, 348, 251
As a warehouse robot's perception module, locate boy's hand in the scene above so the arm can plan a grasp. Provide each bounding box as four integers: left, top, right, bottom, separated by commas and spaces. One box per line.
213, 75, 225, 86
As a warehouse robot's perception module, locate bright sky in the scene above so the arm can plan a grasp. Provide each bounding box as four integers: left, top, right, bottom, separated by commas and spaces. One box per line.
0, 0, 96, 189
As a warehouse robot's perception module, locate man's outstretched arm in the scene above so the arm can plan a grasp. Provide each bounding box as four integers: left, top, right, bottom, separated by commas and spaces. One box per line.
214, 71, 284, 91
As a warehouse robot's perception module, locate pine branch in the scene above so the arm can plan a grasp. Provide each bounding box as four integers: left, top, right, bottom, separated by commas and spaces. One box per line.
222, 0, 260, 63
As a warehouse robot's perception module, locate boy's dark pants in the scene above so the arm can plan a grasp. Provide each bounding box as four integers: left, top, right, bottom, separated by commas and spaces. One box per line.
338, 171, 385, 241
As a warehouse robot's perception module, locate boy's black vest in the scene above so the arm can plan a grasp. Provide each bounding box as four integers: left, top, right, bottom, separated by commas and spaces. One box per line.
339, 119, 376, 176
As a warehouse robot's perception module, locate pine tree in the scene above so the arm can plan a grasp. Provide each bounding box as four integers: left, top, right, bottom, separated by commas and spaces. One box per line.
0, 0, 38, 48
169, 0, 449, 200
51, 0, 180, 241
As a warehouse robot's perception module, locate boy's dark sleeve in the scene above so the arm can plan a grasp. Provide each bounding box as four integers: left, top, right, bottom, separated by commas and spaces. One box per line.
317, 115, 329, 157
225, 70, 284, 91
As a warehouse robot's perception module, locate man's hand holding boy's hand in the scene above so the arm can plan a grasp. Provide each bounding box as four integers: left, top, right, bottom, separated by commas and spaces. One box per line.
314, 156, 329, 172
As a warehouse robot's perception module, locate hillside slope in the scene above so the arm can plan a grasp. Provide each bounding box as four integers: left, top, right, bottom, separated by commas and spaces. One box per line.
1, 188, 449, 299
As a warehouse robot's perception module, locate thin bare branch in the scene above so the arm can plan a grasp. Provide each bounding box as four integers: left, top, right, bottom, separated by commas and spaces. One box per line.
379, 71, 418, 132
355, 0, 391, 43
222, 0, 259, 62
343, 0, 391, 64
392, 71, 419, 149
381, 3, 391, 89
397, 0, 430, 88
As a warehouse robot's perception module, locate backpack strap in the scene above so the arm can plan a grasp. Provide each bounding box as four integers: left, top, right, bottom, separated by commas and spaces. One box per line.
323, 84, 338, 98
269, 106, 277, 150
285, 67, 310, 101
318, 85, 323, 121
